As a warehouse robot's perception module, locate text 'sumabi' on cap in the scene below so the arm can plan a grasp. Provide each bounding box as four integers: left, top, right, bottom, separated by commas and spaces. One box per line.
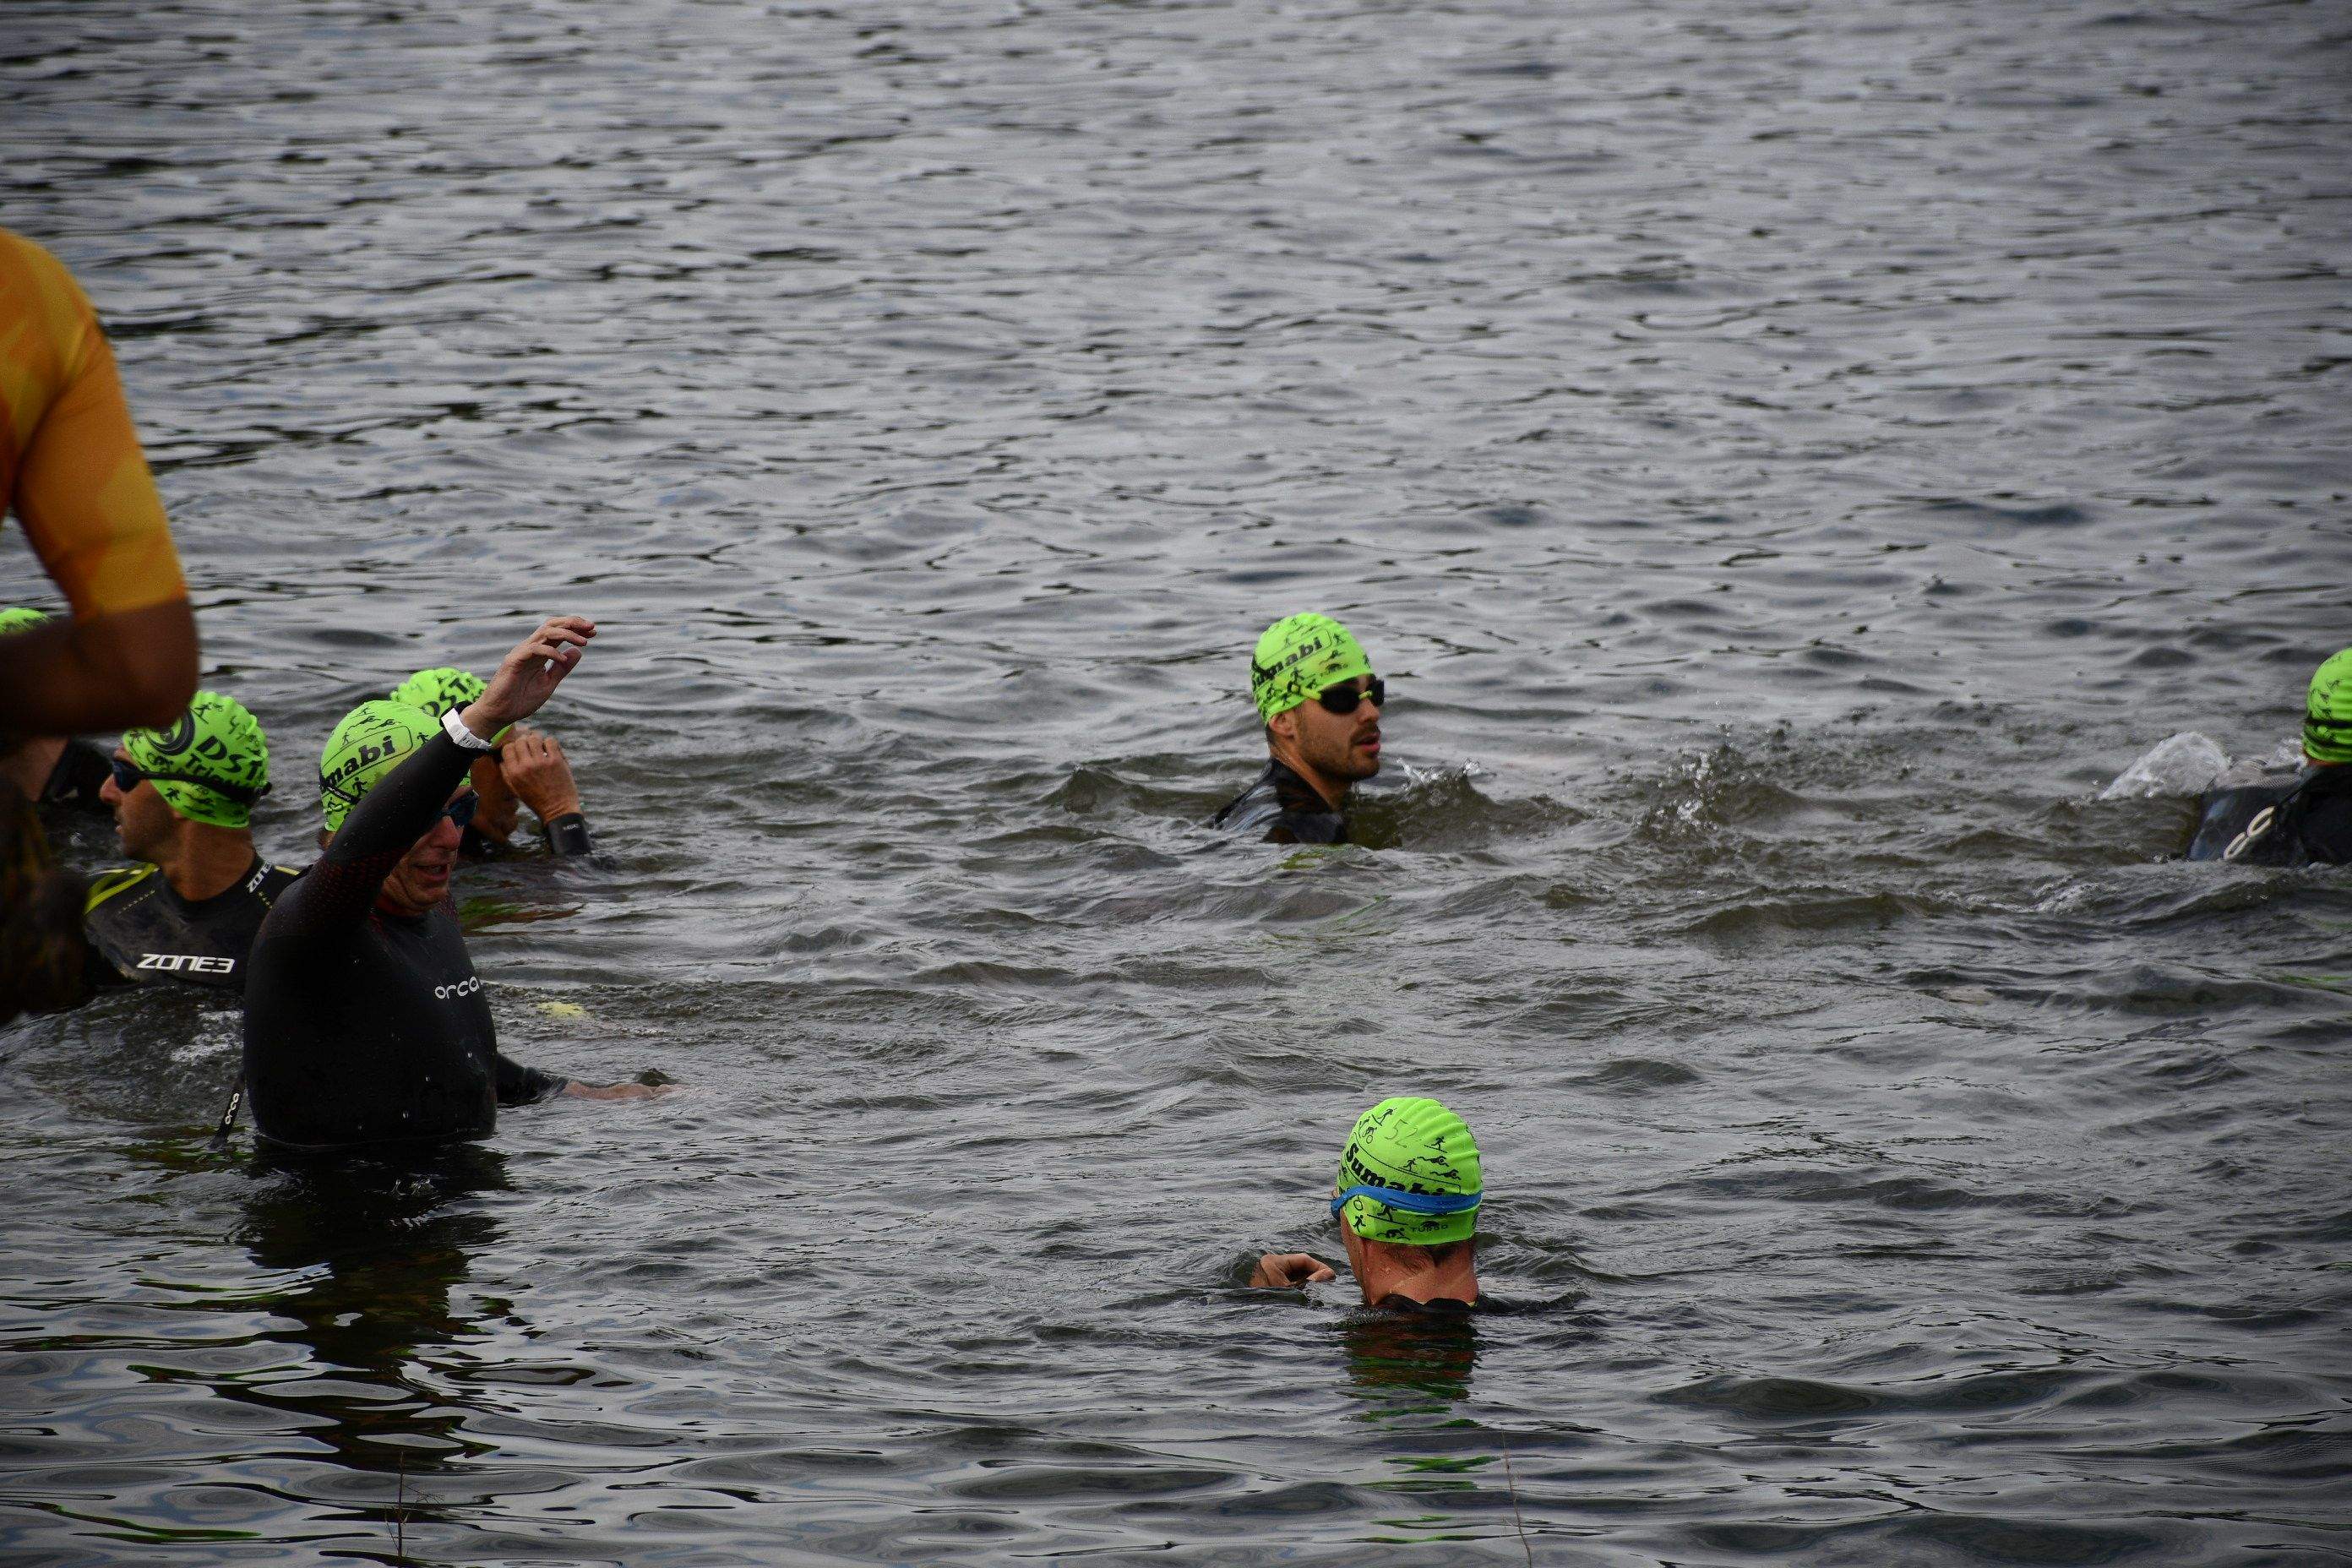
318, 700, 440, 833
1250, 613, 1372, 723
1332, 1097, 1484, 1247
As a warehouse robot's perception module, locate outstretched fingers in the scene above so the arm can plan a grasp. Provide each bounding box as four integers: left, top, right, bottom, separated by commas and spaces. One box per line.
469, 615, 602, 732
519, 615, 596, 669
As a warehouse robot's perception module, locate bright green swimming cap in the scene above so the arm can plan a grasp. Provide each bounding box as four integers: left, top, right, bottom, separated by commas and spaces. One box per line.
0, 607, 51, 637
319, 700, 439, 834
390, 666, 483, 719
122, 692, 271, 830
2305, 648, 2352, 765
389, 665, 512, 744
1334, 1097, 1484, 1247
1250, 612, 1373, 723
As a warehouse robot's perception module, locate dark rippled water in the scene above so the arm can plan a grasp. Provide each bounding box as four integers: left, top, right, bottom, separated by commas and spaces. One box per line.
6, 2, 2351, 1563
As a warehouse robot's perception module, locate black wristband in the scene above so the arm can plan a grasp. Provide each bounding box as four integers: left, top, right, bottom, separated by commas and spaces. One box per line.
543, 811, 592, 857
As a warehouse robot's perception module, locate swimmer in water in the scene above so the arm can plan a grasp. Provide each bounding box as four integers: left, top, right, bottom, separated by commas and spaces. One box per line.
82, 690, 298, 994
0, 607, 113, 814
390, 666, 593, 858
242, 616, 659, 1153
1211, 612, 1384, 845
2187, 645, 2352, 866
1250, 1097, 1483, 1309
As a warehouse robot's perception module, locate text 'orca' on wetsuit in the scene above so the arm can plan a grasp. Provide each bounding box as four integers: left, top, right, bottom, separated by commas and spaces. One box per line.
1211, 760, 1349, 846
242, 731, 564, 1151
84, 854, 297, 992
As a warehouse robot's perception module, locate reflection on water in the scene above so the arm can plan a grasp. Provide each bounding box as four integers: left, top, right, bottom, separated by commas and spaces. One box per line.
1340, 1309, 1496, 1551
231, 1146, 509, 1559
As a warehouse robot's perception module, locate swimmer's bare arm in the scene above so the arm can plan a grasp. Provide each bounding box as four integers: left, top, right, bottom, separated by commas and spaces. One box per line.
1250, 1253, 1337, 1288
0, 599, 197, 733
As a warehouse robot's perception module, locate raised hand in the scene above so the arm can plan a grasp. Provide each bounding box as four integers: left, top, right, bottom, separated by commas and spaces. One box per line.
459, 616, 596, 738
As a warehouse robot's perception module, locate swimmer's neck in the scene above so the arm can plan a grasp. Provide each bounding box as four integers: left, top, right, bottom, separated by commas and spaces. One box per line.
1266, 736, 1348, 812
154, 822, 259, 903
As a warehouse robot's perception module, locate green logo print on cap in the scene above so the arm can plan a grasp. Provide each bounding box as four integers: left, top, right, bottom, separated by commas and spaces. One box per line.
1333, 1097, 1484, 1248
318, 700, 441, 834
122, 691, 271, 830
1250, 613, 1373, 723
390, 666, 511, 744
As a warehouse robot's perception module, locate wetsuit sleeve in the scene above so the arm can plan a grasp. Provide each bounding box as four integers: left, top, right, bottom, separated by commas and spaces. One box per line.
262, 736, 476, 939
542, 811, 592, 857
495, 1054, 566, 1105
3, 234, 187, 618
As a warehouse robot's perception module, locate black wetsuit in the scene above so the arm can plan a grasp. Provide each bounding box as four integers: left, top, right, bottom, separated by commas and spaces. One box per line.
1210, 760, 1348, 845
83, 854, 298, 992
2186, 766, 2352, 867
461, 810, 592, 860
242, 732, 565, 1152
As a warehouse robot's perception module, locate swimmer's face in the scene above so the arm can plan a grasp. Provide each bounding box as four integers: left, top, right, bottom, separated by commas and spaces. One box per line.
1288, 676, 1383, 786
373, 785, 470, 917
101, 747, 177, 862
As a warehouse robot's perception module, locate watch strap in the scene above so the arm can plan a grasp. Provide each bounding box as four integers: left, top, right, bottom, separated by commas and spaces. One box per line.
441, 707, 497, 752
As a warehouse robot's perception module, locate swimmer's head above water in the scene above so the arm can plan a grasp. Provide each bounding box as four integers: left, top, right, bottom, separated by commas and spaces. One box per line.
115, 691, 272, 831
318, 700, 471, 914
1249, 612, 1385, 811
1250, 1096, 1484, 1308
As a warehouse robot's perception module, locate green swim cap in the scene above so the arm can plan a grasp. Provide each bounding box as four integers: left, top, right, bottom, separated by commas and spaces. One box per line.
2305, 648, 2352, 765
390, 666, 484, 719
319, 700, 439, 834
122, 692, 271, 830
1250, 612, 1373, 723
0, 607, 52, 637
390, 666, 513, 744
1334, 1097, 1484, 1248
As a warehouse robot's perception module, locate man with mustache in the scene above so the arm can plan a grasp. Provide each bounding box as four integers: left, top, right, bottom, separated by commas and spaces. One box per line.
242, 615, 657, 1152
1211, 612, 1386, 846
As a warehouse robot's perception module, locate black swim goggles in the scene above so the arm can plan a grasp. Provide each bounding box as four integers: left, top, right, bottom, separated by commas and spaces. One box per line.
438, 792, 479, 829
108, 757, 268, 805
1313, 676, 1385, 714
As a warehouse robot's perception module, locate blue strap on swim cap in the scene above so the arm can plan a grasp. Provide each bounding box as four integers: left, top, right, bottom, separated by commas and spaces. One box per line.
1330, 1184, 1482, 1217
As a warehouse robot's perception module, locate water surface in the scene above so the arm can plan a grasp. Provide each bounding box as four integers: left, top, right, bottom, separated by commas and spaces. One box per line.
3, 1, 2349, 1562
